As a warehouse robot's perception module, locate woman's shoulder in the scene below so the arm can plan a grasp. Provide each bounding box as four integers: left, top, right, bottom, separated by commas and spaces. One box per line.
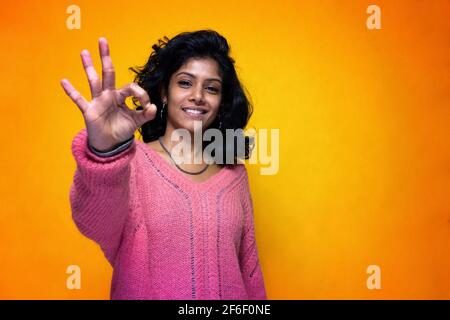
145, 139, 163, 153
133, 138, 173, 167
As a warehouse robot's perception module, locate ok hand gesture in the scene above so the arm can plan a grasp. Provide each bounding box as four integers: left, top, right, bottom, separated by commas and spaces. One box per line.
61, 38, 157, 151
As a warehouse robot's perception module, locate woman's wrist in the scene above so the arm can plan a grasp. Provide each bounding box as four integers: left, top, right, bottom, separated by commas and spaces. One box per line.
88, 136, 135, 157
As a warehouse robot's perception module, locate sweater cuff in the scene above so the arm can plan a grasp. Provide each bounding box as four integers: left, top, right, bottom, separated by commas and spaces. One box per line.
88, 135, 135, 157
71, 128, 137, 186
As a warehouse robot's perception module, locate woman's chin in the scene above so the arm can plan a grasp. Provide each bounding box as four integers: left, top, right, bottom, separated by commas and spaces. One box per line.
178, 119, 209, 133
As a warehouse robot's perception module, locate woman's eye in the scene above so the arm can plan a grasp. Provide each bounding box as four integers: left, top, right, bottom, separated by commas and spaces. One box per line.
178, 81, 220, 93
178, 81, 191, 86
207, 86, 219, 93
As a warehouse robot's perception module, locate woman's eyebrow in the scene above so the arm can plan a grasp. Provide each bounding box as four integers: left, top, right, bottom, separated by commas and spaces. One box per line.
176, 71, 222, 83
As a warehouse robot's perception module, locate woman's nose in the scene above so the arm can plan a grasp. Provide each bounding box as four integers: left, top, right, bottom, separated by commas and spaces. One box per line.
189, 85, 205, 104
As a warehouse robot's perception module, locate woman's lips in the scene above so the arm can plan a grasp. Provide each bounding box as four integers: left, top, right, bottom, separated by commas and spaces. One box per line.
181, 107, 208, 120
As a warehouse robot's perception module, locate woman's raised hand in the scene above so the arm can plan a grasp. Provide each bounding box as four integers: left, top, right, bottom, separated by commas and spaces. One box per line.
60, 37, 157, 151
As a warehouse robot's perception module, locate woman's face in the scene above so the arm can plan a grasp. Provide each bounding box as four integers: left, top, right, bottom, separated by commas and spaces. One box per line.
163, 57, 223, 134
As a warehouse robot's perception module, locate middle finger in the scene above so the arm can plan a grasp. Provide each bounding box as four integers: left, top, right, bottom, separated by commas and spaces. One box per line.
99, 37, 116, 91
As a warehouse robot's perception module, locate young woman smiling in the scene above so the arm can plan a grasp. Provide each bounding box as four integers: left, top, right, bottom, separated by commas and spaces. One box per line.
61, 30, 266, 300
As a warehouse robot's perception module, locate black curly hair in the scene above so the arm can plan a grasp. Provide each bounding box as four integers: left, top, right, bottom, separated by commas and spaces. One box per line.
129, 29, 254, 165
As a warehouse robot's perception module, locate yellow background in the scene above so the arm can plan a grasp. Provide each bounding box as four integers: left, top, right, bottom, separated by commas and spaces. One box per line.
0, 0, 449, 299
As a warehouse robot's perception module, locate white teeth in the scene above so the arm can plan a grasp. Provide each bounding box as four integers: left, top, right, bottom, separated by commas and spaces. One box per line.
183, 108, 205, 114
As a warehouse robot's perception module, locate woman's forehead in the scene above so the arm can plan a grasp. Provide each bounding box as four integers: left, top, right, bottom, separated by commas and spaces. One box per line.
175, 57, 222, 80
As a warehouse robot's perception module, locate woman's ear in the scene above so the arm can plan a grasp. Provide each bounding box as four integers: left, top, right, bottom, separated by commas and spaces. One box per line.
159, 84, 167, 104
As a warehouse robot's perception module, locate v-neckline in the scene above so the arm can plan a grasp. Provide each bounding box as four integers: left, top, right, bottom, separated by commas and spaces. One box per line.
136, 140, 232, 190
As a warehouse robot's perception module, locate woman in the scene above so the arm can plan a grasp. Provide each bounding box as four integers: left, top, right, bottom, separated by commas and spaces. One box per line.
61, 30, 266, 300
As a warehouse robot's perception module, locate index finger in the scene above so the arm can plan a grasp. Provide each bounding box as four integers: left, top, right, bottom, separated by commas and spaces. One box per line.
117, 83, 151, 109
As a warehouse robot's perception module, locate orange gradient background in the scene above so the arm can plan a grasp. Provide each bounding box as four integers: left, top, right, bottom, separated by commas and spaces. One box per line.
0, 0, 449, 299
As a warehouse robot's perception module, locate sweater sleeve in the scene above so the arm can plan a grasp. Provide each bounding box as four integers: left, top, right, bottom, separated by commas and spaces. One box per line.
239, 167, 267, 300
69, 128, 137, 266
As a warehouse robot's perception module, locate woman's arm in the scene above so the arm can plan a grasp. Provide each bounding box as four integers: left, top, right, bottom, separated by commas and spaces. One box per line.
239, 168, 267, 300
69, 128, 136, 266
61, 37, 156, 267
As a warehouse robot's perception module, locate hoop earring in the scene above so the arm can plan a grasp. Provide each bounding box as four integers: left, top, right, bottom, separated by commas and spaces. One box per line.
218, 115, 222, 130
161, 101, 166, 119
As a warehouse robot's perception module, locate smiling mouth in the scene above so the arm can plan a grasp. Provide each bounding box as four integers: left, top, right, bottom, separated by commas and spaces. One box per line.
181, 107, 208, 115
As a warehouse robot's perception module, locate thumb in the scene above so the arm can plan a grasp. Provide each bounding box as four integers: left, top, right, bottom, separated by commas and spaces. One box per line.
136, 103, 157, 127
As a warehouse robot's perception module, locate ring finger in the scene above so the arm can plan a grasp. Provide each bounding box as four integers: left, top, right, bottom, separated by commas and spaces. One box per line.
80, 50, 102, 99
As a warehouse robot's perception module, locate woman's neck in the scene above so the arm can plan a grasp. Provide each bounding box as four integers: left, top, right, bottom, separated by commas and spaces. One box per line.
161, 125, 208, 165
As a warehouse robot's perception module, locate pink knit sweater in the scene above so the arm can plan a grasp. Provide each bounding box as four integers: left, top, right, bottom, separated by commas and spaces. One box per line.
69, 128, 267, 300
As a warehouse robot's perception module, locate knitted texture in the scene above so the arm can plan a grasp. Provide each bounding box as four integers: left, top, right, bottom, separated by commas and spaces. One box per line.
70, 128, 267, 300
